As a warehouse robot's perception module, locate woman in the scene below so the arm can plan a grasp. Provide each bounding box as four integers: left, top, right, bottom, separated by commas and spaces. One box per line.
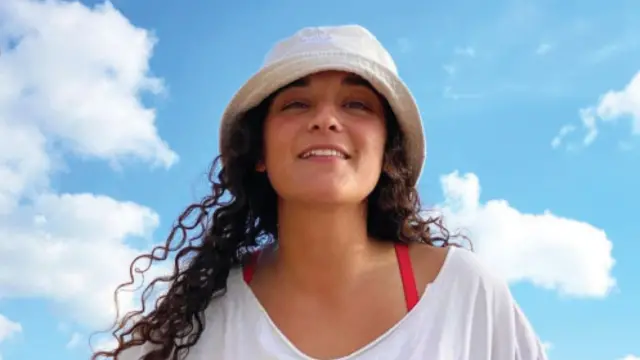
94, 25, 548, 360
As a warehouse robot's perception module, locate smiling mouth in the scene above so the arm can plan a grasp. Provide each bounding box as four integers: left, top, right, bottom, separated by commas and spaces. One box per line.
299, 148, 350, 159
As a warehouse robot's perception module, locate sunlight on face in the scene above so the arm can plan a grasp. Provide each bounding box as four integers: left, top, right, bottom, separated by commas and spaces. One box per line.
261, 71, 387, 205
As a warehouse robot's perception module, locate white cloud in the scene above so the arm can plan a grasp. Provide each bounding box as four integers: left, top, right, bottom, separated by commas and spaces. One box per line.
553, 70, 640, 149
551, 124, 575, 149
66, 332, 82, 349
0, 314, 22, 342
437, 171, 616, 297
591, 70, 640, 132
0, 314, 22, 360
0, 0, 178, 174
0, 0, 176, 329
0, 193, 162, 327
619, 355, 640, 360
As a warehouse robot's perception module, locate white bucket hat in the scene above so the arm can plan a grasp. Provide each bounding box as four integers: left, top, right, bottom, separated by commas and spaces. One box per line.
219, 24, 425, 185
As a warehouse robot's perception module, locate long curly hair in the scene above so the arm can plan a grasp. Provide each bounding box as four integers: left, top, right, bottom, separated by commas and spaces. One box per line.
91, 83, 459, 360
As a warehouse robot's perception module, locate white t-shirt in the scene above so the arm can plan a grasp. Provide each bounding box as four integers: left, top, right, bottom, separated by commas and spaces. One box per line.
121, 247, 548, 360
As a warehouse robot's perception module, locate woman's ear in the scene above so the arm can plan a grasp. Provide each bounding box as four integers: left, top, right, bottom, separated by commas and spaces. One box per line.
256, 161, 266, 172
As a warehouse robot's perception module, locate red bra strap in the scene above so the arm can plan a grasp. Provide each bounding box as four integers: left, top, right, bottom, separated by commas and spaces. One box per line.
243, 251, 260, 284
395, 243, 419, 311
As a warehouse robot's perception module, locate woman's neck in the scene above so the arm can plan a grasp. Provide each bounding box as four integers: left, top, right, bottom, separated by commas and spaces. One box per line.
269, 199, 393, 296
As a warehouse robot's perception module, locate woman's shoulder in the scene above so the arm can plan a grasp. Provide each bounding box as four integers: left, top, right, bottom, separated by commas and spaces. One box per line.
410, 243, 512, 298
411, 244, 548, 359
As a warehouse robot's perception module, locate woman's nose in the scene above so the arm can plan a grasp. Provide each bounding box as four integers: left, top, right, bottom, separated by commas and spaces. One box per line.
307, 103, 343, 133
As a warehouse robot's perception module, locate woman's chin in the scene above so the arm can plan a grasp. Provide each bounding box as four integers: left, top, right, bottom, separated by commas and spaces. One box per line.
286, 185, 367, 205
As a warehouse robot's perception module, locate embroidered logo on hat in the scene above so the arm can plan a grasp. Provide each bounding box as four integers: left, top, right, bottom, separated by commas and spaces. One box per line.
299, 28, 332, 43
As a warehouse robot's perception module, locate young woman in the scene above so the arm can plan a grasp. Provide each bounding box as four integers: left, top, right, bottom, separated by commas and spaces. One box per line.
94, 25, 548, 360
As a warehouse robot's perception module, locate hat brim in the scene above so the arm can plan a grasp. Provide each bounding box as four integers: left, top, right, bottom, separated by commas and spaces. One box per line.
219, 51, 425, 185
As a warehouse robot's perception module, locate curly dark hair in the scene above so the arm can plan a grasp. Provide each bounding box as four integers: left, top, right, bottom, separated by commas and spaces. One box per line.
91, 82, 459, 360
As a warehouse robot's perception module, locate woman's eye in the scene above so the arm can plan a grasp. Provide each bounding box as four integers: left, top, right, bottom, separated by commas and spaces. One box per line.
344, 101, 369, 111
282, 101, 308, 110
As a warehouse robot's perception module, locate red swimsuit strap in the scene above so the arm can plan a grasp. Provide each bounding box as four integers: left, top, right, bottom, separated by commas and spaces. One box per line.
242, 251, 260, 284
394, 242, 419, 311
242, 243, 419, 311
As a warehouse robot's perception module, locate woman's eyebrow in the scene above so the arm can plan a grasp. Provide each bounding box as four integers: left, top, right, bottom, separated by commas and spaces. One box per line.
341, 74, 372, 88
278, 77, 309, 92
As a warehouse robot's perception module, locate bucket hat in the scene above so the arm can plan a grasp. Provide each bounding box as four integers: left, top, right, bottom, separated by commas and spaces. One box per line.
219, 25, 425, 185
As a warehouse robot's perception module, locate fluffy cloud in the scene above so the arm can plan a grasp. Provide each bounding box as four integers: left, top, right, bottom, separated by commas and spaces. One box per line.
0, 314, 22, 359
0, 194, 161, 327
0, 314, 21, 343
438, 171, 615, 298
0, 0, 176, 330
619, 356, 640, 360
553, 70, 640, 149
66, 332, 82, 349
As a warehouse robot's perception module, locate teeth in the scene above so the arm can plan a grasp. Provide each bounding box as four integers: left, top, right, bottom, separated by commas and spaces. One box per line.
301, 149, 347, 159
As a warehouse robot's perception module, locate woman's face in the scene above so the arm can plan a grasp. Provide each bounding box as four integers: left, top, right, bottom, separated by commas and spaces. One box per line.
261, 71, 387, 205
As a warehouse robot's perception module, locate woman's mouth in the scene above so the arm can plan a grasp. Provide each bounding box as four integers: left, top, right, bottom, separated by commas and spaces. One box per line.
299, 148, 349, 159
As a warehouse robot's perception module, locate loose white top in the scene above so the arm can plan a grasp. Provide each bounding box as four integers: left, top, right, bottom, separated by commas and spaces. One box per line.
121, 247, 548, 360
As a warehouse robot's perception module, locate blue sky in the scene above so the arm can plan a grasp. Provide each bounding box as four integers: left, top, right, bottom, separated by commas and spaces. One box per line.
0, 0, 638, 359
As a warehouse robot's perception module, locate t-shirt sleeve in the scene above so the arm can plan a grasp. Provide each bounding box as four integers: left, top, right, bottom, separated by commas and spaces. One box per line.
491, 278, 549, 360
511, 301, 548, 360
